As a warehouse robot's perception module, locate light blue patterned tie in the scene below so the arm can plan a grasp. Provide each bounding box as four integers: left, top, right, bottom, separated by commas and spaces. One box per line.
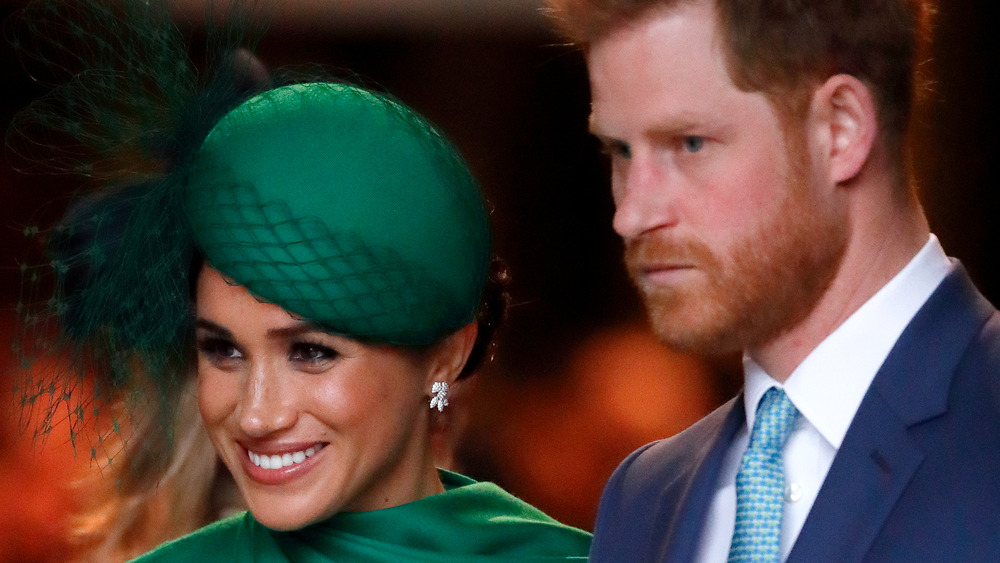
728, 387, 800, 563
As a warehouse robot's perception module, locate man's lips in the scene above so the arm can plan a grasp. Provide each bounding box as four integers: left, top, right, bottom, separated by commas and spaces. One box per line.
637, 264, 696, 285
626, 236, 706, 288
642, 263, 694, 273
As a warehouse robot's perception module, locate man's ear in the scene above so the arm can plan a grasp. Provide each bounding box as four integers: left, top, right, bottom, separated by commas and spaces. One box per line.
810, 74, 878, 184
425, 322, 478, 387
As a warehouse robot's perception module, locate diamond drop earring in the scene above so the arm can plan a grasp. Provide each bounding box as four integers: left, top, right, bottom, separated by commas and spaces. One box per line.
429, 381, 449, 412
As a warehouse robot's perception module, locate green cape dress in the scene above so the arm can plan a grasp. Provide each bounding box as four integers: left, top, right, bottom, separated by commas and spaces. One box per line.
131, 470, 592, 561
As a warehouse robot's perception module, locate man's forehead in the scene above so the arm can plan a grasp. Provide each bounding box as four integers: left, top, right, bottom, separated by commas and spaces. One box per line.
585, 3, 736, 136
584, 1, 726, 80
583, 0, 718, 49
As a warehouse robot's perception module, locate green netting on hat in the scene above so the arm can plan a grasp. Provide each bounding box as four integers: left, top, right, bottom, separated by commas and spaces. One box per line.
185, 83, 491, 345
8, 0, 268, 467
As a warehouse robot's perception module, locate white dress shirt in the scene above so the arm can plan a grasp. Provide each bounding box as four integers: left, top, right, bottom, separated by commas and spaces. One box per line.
694, 235, 952, 562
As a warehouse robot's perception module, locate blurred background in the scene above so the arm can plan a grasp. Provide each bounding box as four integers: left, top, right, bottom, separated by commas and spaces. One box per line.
1, 0, 997, 561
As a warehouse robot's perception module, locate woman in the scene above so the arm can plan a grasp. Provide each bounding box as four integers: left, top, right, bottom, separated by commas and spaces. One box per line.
9, 1, 591, 560
129, 81, 591, 561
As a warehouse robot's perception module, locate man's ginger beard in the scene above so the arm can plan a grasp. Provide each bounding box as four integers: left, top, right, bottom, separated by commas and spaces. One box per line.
625, 127, 848, 356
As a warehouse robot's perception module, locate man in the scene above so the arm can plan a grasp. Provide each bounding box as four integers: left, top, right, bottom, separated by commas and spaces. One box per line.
546, 0, 1000, 561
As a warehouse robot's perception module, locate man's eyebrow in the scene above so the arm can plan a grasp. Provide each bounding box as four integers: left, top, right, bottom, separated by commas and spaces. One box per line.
588, 122, 624, 149
588, 114, 609, 137
591, 112, 716, 140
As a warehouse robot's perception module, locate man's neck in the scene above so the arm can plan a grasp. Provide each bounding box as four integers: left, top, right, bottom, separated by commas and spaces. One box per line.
748, 199, 930, 382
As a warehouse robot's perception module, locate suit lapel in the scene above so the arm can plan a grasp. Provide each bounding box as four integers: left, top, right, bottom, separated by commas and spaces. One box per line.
788, 266, 993, 562
786, 392, 924, 562
659, 397, 746, 562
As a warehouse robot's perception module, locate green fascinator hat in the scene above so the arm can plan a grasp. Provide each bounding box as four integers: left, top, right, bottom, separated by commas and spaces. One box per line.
186, 82, 491, 345
13, 78, 490, 458
11, 0, 490, 466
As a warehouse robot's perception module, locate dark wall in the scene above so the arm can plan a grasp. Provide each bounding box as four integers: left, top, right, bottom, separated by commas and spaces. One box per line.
912, 1, 1000, 300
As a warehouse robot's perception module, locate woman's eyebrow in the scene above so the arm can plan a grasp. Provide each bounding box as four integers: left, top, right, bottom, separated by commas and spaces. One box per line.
195, 319, 233, 338
195, 318, 330, 339
267, 322, 328, 339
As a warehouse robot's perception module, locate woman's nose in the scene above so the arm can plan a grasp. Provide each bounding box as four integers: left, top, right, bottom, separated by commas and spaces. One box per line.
238, 363, 297, 437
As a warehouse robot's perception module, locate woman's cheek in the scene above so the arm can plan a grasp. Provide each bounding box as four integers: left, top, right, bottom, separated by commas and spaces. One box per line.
197, 367, 236, 426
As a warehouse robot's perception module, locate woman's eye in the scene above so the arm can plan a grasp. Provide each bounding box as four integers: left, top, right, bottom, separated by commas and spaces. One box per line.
290, 343, 338, 364
197, 338, 243, 364
682, 136, 705, 153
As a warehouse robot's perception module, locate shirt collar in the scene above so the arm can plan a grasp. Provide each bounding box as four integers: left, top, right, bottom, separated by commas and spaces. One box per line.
743, 235, 951, 447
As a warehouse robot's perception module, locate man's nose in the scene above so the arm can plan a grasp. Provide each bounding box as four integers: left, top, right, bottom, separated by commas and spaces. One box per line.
612, 155, 679, 239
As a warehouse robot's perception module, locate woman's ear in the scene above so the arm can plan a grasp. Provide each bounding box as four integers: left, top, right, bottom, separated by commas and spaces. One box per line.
810, 73, 878, 184
425, 321, 478, 387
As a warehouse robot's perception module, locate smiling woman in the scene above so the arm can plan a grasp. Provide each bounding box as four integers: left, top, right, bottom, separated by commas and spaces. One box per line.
193, 265, 472, 530
139, 81, 590, 561
8, 0, 591, 560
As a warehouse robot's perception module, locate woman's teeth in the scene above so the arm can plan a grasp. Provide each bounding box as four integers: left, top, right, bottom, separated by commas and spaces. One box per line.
248, 445, 323, 469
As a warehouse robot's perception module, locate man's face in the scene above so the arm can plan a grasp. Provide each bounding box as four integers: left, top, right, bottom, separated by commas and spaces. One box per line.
587, 2, 846, 355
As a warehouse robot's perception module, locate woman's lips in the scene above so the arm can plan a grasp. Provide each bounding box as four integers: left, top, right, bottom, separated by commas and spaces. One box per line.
240, 442, 327, 485
248, 444, 323, 469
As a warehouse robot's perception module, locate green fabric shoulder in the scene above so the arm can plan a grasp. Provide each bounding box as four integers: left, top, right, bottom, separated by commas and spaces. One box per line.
130, 470, 591, 562
129, 512, 263, 562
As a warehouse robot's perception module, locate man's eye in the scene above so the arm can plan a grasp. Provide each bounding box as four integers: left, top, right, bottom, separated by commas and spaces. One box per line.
290, 343, 338, 363
601, 140, 632, 160
682, 136, 705, 153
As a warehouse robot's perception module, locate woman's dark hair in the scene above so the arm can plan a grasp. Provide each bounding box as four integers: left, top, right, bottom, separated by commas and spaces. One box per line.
458, 257, 511, 379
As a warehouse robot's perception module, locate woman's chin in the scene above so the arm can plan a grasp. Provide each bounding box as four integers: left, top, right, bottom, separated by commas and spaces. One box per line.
248, 504, 330, 531
237, 482, 338, 531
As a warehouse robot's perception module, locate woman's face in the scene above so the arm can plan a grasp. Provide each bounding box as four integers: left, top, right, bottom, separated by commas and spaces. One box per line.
194, 267, 449, 530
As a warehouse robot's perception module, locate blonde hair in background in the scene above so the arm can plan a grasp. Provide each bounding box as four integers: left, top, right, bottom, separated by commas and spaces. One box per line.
70, 377, 242, 562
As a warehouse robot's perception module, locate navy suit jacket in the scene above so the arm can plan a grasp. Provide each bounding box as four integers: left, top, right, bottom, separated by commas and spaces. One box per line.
590, 266, 1000, 562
